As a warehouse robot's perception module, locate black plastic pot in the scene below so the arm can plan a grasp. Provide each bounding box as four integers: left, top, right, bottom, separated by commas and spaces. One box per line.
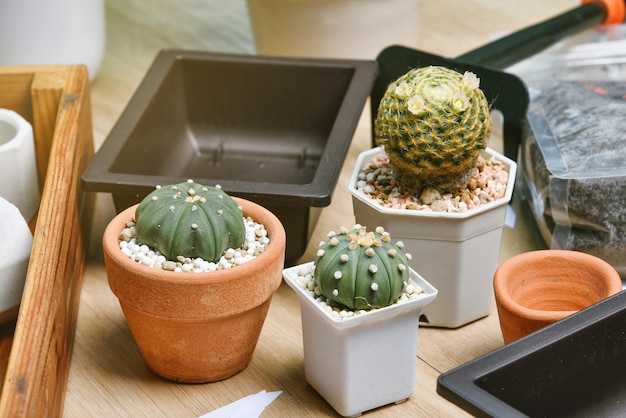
82, 49, 378, 263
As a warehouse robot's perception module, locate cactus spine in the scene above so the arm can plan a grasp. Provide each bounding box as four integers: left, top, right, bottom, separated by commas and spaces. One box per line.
375, 65, 491, 193
135, 180, 246, 262
314, 225, 409, 310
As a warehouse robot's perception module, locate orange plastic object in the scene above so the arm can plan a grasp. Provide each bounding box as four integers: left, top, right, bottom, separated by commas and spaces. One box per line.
583, 0, 626, 24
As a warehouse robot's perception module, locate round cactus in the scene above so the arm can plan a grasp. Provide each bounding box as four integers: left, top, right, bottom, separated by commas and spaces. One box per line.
314, 225, 409, 310
375, 65, 491, 193
134, 180, 246, 262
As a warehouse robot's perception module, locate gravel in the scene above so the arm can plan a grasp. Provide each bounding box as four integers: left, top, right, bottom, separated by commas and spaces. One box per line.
117, 217, 269, 272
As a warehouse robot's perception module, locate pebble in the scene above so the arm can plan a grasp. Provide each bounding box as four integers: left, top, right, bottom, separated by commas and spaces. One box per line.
356, 154, 509, 212
117, 216, 269, 272
419, 187, 441, 205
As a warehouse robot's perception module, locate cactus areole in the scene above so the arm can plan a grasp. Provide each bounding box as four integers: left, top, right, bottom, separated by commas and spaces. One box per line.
375, 65, 491, 193
314, 225, 409, 310
135, 180, 246, 262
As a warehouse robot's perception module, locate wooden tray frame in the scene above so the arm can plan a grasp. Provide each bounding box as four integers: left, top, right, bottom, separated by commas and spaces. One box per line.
0, 65, 94, 417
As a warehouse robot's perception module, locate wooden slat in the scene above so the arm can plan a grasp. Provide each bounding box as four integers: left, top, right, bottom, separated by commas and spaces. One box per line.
0, 73, 34, 123
31, 71, 67, 189
0, 65, 94, 417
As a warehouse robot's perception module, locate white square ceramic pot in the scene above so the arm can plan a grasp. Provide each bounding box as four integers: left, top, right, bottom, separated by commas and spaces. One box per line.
283, 262, 437, 417
349, 147, 516, 328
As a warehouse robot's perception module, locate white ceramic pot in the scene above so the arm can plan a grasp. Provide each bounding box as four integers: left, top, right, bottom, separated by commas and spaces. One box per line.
349, 146, 517, 328
0, 196, 33, 323
283, 262, 437, 417
0, 109, 40, 222
0, 0, 106, 80
246, 0, 421, 60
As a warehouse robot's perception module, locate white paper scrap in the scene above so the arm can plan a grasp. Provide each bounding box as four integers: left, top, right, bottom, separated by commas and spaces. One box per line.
198, 390, 282, 418
505, 204, 517, 229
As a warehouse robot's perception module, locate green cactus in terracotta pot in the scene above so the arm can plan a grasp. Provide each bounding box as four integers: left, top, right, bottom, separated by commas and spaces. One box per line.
134, 180, 246, 262
374, 65, 491, 193
314, 225, 409, 310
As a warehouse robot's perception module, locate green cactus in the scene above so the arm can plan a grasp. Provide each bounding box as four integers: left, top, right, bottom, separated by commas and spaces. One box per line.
314, 225, 409, 310
134, 180, 246, 262
375, 65, 491, 193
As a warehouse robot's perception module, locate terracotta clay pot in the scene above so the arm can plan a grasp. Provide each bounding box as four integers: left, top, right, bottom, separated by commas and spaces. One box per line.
102, 198, 286, 383
494, 250, 622, 344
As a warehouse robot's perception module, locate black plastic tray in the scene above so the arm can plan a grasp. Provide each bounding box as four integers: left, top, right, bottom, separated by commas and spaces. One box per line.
437, 289, 626, 417
82, 49, 377, 263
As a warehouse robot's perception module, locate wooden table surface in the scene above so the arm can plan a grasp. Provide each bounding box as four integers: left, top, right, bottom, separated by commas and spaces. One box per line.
65, 0, 580, 416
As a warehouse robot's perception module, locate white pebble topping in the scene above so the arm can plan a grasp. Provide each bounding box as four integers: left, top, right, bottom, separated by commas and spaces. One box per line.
117, 216, 268, 272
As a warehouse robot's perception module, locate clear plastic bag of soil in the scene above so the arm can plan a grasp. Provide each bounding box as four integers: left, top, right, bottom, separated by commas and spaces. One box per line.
507, 24, 626, 277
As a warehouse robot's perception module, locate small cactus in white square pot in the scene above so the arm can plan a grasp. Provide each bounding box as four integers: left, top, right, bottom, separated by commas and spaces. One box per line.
349, 66, 516, 328
283, 225, 437, 417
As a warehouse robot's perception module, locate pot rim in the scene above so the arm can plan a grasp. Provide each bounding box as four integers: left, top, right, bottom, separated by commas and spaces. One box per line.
493, 249, 623, 321
103, 196, 286, 285
348, 146, 517, 219
283, 261, 438, 330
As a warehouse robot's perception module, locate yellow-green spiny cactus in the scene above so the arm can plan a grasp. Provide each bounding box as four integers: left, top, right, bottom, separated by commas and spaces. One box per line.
375, 65, 491, 193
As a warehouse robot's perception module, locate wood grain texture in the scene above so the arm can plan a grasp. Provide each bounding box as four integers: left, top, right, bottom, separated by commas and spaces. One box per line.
0, 73, 33, 123
31, 71, 67, 189
0, 65, 94, 418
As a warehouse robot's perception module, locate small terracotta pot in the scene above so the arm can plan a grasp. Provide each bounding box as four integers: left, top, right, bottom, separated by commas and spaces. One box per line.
494, 250, 622, 344
102, 198, 286, 383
